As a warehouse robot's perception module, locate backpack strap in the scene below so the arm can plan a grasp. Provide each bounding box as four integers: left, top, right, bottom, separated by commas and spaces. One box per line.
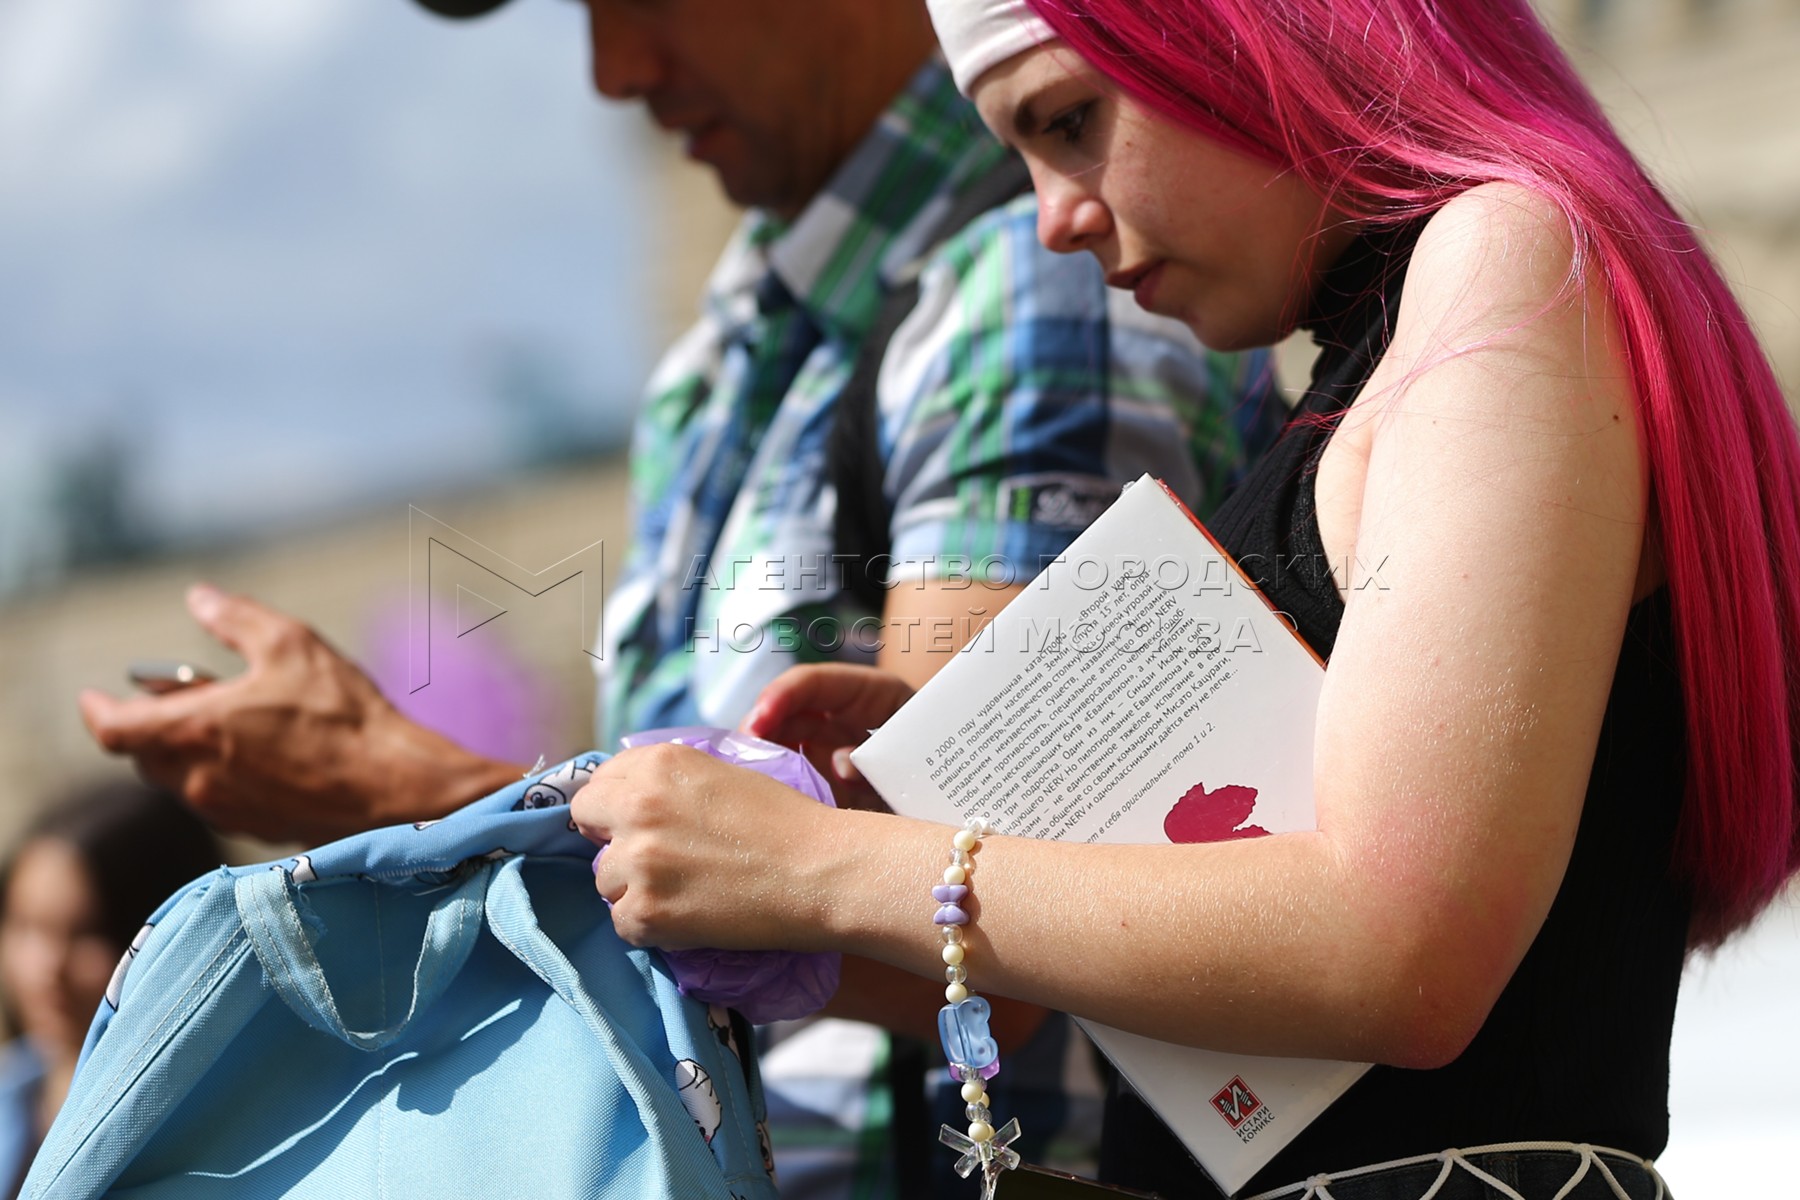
828, 152, 1035, 615
236, 862, 491, 1053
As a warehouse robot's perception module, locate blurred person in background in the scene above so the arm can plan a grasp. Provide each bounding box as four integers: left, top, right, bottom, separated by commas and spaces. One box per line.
0, 783, 222, 1196
76, 0, 1280, 1192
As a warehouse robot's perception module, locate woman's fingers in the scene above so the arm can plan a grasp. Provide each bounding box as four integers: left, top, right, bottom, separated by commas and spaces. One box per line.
831, 747, 863, 785
744, 665, 915, 810
743, 664, 917, 741
592, 847, 625, 905
570, 752, 636, 847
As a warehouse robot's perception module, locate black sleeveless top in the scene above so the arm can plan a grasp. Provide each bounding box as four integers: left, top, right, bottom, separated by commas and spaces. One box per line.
1099, 224, 1691, 1197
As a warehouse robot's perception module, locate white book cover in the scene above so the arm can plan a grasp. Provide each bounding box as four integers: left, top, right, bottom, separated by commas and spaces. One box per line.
851, 475, 1369, 1195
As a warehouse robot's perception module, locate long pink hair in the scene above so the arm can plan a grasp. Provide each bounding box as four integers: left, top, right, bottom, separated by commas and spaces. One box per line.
1027, 0, 1800, 942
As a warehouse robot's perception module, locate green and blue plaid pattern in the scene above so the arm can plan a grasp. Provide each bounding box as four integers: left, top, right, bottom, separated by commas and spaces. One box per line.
599, 60, 1277, 748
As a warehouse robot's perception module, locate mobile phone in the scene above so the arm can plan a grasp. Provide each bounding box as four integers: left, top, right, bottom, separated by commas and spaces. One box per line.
127, 660, 219, 695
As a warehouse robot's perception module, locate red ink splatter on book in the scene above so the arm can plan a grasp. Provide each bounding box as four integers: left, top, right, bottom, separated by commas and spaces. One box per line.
1164, 783, 1270, 843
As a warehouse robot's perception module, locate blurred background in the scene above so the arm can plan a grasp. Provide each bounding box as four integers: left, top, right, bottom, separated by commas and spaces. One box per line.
0, 0, 1794, 1192
0, 0, 745, 835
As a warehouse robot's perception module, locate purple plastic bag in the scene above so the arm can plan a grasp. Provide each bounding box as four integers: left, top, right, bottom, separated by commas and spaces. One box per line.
603, 726, 842, 1024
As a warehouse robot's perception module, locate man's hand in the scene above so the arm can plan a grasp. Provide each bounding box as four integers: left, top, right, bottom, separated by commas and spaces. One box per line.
741, 664, 917, 811
79, 584, 523, 845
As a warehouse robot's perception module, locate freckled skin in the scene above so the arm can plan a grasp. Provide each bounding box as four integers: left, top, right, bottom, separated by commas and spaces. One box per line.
970, 47, 1359, 352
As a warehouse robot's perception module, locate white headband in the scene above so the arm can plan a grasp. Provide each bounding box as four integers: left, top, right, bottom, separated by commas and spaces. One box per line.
926, 0, 1057, 94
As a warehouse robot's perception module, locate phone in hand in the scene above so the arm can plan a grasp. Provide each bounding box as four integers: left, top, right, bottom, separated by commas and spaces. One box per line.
127, 660, 219, 695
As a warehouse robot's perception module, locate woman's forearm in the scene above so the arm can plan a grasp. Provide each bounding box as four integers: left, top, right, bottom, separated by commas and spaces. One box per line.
812, 810, 1504, 1070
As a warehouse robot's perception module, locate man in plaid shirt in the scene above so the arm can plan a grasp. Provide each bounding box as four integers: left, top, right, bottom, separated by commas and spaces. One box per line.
82, 1, 1280, 1194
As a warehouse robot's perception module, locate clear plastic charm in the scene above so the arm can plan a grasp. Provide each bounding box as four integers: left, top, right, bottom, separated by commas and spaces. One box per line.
939, 1117, 1023, 1199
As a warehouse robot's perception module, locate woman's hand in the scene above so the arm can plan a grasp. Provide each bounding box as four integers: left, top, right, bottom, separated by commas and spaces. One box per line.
741, 664, 917, 811
572, 743, 841, 953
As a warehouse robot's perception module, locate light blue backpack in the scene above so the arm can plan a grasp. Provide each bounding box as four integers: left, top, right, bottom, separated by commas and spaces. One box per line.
22, 754, 780, 1200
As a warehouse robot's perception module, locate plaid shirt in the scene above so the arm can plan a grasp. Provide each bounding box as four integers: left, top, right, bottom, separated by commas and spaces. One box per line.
599, 59, 1277, 747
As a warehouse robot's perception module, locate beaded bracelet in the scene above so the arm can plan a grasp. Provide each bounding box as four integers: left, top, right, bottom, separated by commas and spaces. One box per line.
932, 816, 1022, 1198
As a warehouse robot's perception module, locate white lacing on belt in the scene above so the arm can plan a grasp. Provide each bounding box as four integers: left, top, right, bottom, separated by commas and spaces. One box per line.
1241, 1141, 1668, 1200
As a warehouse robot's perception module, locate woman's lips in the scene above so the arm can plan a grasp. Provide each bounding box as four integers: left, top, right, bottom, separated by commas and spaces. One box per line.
1109, 261, 1167, 310
1131, 262, 1166, 310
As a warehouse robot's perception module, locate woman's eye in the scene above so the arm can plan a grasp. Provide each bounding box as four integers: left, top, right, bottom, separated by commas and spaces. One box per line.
1044, 102, 1093, 146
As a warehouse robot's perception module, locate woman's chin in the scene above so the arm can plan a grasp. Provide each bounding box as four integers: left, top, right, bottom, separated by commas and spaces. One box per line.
1179, 310, 1282, 354
1139, 284, 1267, 350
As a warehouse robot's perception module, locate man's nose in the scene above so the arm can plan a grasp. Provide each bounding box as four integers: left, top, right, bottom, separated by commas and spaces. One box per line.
585, 0, 664, 101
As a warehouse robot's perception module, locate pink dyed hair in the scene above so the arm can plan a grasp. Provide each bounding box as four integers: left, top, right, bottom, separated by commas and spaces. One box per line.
1026, 0, 1800, 941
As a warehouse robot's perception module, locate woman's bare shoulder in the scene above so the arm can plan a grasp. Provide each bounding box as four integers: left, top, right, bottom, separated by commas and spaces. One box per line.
1403, 181, 1591, 335
1368, 181, 1630, 432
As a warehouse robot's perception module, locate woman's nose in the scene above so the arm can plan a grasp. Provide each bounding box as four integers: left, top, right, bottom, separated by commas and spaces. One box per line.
1035, 184, 1111, 256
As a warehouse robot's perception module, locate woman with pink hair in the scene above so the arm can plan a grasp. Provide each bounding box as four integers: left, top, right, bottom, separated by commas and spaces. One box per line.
573, 1, 1800, 1195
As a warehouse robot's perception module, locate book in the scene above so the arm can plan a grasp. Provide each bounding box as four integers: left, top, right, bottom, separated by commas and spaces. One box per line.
850, 475, 1369, 1195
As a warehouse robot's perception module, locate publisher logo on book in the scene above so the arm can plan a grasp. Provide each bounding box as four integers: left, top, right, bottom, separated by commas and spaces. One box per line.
1212, 1076, 1275, 1143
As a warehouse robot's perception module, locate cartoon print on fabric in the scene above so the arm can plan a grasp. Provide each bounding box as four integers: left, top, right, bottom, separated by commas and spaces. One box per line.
675, 1059, 724, 1144
757, 1119, 777, 1181
705, 1003, 776, 1180
707, 1003, 744, 1064
513, 754, 606, 811
104, 922, 156, 1010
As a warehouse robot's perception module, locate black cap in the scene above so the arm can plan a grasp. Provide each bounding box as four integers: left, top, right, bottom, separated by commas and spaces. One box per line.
413, 0, 514, 17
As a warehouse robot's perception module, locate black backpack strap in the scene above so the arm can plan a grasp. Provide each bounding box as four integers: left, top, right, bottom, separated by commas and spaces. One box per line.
829, 152, 1035, 614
